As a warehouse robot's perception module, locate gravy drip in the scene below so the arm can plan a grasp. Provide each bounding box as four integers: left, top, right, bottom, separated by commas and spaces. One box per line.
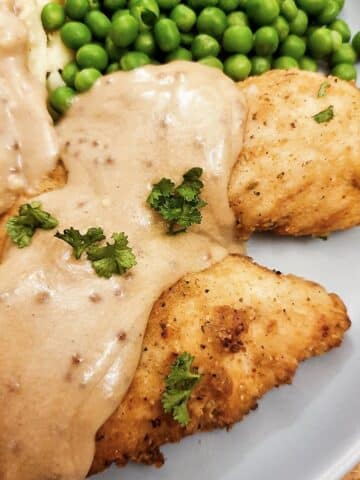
0, 2, 58, 214
0, 63, 247, 479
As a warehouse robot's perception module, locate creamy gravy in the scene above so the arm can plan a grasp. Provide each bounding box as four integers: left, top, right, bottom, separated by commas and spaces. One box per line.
0, 1, 58, 214
0, 63, 247, 479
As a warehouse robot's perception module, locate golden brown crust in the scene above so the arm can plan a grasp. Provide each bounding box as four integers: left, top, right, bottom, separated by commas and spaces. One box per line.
91, 254, 350, 474
345, 465, 360, 480
0, 71, 354, 476
229, 70, 360, 239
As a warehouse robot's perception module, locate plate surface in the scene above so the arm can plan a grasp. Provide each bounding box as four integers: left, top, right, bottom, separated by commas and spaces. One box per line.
99, 3, 360, 479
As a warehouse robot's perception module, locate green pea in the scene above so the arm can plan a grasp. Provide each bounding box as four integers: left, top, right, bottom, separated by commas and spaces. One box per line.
198, 56, 223, 69
352, 32, 360, 57
157, 0, 180, 10
273, 56, 299, 69
110, 15, 139, 47
289, 9, 308, 35
65, 0, 90, 20
50, 86, 76, 113
254, 26, 279, 56
334, 0, 345, 8
272, 16, 289, 42
218, 0, 240, 12
88, 0, 101, 9
60, 22, 92, 49
105, 35, 124, 60
251, 56, 271, 75
331, 63, 357, 81
246, 0, 280, 26
197, 7, 227, 38
280, 0, 298, 21
61, 61, 80, 87
296, 0, 326, 15
279, 34, 306, 59
191, 33, 220, 58
170, 5, 197, 32
129, 0, 160, 30
106, 62, 120, 73
299, 55, 317, 71
331, 43, 357, 66
224, 54, 251, 80
74, 68, 101, 92
222, 25, 253, 53
76, 43, 109, 70
120, 51, 151, 70
227, 11, 249, 27
134, 31, 157, 56
180, 32, 195, 46
154, 19, 181, 52
187, 0, 218, 10
330, 30, 342, 52
329, 19, 351, 43
308, 27, 333, 58
112, 9, 130, 21
104, 0, 126, 10
317, 0, 340, 24
85, 11, 111, 38
166, 47, 193, 61
238, 0, 248, 7
41, 3, 65, 31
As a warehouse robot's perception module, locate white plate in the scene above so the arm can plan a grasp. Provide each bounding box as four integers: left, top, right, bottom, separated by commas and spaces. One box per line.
98, 3, 360, 479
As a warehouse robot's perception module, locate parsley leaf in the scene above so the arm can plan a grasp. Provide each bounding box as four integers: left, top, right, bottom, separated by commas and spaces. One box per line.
55, 227, 105, 259
6, 201, 58, 248
313, 105, 334, 124
147, 167, 207, 235
86, 232, 136, 278
317, 82, 330, 98
161, 352, 201, 427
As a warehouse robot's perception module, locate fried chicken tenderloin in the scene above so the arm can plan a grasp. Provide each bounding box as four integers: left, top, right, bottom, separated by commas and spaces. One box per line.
92, 254, 350, 474
230, 70, 360, 239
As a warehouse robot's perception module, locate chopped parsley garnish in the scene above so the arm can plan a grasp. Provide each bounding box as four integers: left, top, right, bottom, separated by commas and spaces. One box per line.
161, 352, 201, 427
55, 227, 105, 259
313, 105, 334, 124
147, 167, 207, 235
86, 232, 136, 278
6, 201, 58, 248
317, 82, 330, 98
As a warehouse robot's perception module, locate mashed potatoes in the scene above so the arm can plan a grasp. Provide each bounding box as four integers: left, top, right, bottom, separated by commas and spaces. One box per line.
14, 0, 72, 83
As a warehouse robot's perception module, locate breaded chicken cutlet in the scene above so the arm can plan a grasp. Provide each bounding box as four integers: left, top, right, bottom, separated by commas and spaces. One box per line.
91, 255, 350, 474
229, 70, 360, 239
0, 69, 353, 478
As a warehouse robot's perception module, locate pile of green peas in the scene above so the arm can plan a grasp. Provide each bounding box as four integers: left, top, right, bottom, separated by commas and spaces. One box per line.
41, 0, 360, 114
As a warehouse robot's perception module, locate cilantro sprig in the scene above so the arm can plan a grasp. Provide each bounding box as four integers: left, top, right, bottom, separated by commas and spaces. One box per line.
55, 227, 105, 259
55, 228, 136, 279
161, 352, 201, 427
147, 167, 207, 235
6, 201, 58, 248
86, 232, 136, 278
7, 203, 136, 279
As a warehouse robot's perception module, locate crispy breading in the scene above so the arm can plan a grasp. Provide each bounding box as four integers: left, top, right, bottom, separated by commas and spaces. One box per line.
229, 70, 360, 239
345, 465, 360, 480
91, 254, 350, 474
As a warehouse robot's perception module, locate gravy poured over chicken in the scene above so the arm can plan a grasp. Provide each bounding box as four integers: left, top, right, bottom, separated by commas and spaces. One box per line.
0, 1, 58, 214
0, 60, 247, 479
